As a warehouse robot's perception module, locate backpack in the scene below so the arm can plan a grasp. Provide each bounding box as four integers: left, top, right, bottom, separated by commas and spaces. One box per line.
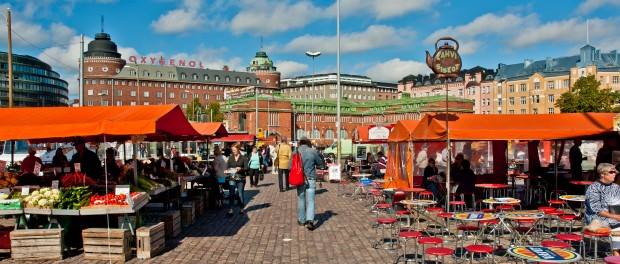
289, 152, 304, 186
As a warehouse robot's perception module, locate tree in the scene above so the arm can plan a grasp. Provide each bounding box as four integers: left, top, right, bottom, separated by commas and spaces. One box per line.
185, 98, 203, 121
205, 102, 224, 122
555, 75, 620, 113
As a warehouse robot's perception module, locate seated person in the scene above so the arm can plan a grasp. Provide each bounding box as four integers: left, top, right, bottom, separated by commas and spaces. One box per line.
423, 158, 442, 200
585, 163, 620, 256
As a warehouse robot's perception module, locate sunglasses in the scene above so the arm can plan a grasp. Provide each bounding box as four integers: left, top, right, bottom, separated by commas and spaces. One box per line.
607, 171, 618, 174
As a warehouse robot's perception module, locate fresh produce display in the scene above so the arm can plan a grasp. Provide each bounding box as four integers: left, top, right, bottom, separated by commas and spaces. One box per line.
89, 192, 140, 206
0, 172, 18, 188
23, 188, 60, 208
0, 192, 21, 210
137, 176, 165, 192
57, 187, 91, 210
61, 172, 96, 187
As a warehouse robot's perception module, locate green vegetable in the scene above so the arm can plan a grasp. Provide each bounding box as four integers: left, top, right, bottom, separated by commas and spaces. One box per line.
57, 187, 91, 210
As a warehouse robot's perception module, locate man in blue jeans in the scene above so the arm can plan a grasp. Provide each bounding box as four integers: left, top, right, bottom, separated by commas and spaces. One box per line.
296, 137, 325, 231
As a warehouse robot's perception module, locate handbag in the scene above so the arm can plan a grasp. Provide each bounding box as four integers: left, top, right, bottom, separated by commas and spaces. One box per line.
289, 151, 305, 187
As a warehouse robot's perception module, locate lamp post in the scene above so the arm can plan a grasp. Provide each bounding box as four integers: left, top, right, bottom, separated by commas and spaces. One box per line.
124, 65, 140, 105
336, 0, 342, 167
305, 51, 321, 139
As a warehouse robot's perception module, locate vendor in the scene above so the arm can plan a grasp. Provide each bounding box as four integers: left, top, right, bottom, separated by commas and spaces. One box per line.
21, 146, 42, 174
51, 148, 69, 168
105, 148, 121, 183
585, 163, 620, 255
70, 139, 103, 181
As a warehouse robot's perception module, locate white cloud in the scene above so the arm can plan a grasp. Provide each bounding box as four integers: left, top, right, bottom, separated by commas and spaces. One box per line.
230, 0, 325, 36
365, 58, 430, 82
276, 60, 308, 78
335, 0, 437, 19
50, 23, 75, 45
151, 0, 206, 34
511, 18, 618, 47
283, 25, 414, 54
576, 0, 620, 14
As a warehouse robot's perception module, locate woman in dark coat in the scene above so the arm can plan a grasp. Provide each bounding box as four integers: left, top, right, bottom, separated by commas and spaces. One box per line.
226, 144, 249, 216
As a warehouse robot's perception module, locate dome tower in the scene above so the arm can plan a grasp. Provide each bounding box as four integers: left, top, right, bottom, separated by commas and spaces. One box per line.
247, 50, 280, 89
83, 32, 126, 77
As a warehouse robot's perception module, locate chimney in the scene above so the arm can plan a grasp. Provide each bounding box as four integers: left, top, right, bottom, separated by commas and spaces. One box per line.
223, 65, 229, 71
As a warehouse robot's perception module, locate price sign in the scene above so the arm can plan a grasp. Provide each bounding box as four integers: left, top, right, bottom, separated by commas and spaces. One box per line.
33, 162, 41, 176
74, 163, 81, 173
0, 160, 6, 173
63, 167, 71, 173
115, 185, 130, 196
0, 188, 10, 195
328, 164, 341, 181
51, 180, 59, 190
21, 186, 30, 196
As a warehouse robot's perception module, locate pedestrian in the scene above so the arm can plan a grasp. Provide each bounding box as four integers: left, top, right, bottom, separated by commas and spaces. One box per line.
269, 143, 277, 174
276, 137, 292, 192
296, 137, 325, 230
226, 144, 248, 216
248, 146, 261, 187
570, 139, 586, 180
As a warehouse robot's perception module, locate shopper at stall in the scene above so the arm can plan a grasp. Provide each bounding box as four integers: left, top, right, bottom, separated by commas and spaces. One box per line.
226, 144, 248, 216
156, 149, 171, 174
20, 146, 42, 174
172, 150, 189, 174
297, 137, 324, 231
52, 148, 69, 168
248, 146, 261, 187
276, 137, 292, 192
105, 148, 122, 183
570, 139, 586, 180
585, 163, 620, 255
70, 140, 103, 181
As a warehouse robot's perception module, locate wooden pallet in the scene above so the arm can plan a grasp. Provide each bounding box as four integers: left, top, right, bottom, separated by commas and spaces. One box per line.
181, 202, 195, 227
82, 228, 131, 262
136, 222, 165, 259
10, 228, 63, 261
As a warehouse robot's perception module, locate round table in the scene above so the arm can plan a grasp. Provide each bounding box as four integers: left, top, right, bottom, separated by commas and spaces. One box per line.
507, 246, 581, 263
452, 212, 497, 221
559, 195, 585, 202
400, 199, 437, 229
476, 183, 510, 198
482, 197, 520, 209
398, 187, 426, 200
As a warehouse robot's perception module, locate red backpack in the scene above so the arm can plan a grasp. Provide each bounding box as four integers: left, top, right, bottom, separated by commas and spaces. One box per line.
289, 152, 305, 186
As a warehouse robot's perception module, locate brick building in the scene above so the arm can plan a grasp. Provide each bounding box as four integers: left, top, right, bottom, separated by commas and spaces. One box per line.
81, 31, 279, 109
223, 94, 474, 145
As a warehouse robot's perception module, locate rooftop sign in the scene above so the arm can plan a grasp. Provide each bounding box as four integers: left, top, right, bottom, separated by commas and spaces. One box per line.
128, 55, 204, 69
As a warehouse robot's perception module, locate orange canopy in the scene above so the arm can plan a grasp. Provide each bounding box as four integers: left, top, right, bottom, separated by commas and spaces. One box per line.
190, 122, 228, 138
0, 105, 201, 142
411, 113, 618, 141
356, 124, 394, 143
388, 120, 419, 142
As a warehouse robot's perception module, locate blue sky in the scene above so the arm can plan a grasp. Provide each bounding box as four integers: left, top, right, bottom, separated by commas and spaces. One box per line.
2, 0, 620, 98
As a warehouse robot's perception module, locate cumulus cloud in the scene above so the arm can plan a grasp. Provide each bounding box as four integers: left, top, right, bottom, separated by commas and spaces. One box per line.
334, 0, 437, 19
230, 0, 325, 36
365, 58, 430, 82
283, 25, 415, 54
575, 0, 620, 14
151, 0, 206, 34
276, 61, 308, 78
511, 18, 619, 47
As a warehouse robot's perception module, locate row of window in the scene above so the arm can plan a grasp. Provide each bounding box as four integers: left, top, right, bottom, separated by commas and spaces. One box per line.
129, 70, 261, 85
499, 108, 555, 114
86, 89, 222, 100
0, 63, 62, 79
86, 79, 229, 91
296, 129, 346, 140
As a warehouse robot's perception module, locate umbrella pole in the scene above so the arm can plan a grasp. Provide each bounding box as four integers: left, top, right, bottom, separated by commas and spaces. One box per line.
554, 140, 558, 196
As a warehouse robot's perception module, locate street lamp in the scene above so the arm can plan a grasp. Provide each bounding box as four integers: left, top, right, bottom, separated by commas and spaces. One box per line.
305, 51, 321, 139
124, 65, 140, 105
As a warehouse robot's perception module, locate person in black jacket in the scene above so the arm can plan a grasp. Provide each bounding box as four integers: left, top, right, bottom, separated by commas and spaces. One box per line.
70, 139, 102, 182
423, 158, 441, 200
226, 144, 249, 216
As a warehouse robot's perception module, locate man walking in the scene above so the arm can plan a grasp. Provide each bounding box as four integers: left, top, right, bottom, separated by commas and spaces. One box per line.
276, 137, 292, 192
570, 139, 586, 180
297, 137, 324, 230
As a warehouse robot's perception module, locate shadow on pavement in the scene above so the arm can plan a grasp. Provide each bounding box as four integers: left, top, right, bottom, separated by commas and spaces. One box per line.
257, 183, 274, 187
245, 203, 271, 212
315, 210, 337, 229
316, 189, 328, 195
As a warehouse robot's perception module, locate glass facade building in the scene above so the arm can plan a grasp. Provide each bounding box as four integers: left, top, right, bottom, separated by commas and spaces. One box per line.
0, 52, 69, 107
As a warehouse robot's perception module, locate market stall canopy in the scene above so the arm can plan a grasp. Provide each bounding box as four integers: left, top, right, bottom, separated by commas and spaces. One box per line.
190, 122, 228, 138
0, 105, 201, 142
212, 133, 255, 142
388, 120, 419, 142
356, 124, 394, 144
411, 113, 618, 141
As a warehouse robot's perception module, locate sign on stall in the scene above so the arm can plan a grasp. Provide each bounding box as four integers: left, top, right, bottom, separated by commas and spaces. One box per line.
74, 163, 81, 173
51, 180, 59, 190
21, 186, 30, 196
115, 185, 134, 207
368, 126, 390, 140
328, 164, 341, 181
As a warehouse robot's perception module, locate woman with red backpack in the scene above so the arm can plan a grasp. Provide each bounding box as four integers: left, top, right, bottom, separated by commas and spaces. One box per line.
292, 137, 325, 231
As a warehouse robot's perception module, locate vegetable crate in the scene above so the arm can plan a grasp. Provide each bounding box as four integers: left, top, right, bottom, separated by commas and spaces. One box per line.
136, 222, 165, 259
145, 210, 181, 239
10, 229, 63, 261
82, 228, 131, 262
192, 194, 204, 217
181, 201, 195, 227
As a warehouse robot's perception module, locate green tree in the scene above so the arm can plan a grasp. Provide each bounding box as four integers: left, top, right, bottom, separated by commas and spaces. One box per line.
555, 75, 620, 113
185, 98, 204, 121
205, 102, 224, 122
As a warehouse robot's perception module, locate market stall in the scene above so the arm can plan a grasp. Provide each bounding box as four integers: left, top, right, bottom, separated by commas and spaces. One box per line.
384, 120, 418, 189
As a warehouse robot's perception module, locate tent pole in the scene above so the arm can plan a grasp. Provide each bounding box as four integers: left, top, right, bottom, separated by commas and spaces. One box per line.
445, 80, 451, 211
103, 135, 112, 260
554, 140, 558, 196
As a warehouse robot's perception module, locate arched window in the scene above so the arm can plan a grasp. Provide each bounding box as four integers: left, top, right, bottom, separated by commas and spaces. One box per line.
311, 129, 320, 139
225, 76, 230, 82
236, 77, 241, 83
192, 73, 198, 80
325, 129, 334, 139
214, 75, 220, 81
204, 75, 209, 81
180, 73, 187, 79
296, 129, 306, 139
340, 129, 348, 139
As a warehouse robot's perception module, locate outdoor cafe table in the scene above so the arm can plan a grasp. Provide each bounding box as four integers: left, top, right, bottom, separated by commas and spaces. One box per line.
400, 199, 437, 229
498, 211, 545, 245
351, 174, 372, 199
560, 195, 586, 215
398, 187, 425, 200
482, 197, 520, 209
507, 246, 581, 263
475, 183, 510, 198
452, 212, 497, 242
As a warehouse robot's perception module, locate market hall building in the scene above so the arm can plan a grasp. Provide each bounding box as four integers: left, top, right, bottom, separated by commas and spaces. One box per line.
0, 52, 69, 107
81, 31, 280, 109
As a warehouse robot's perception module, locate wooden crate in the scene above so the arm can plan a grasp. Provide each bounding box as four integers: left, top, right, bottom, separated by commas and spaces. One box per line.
82, 228, 131, 262
192, 195, 204, 216
136, 222, 165, 259
181, 201, 195, 227
10, 229, 63, 261
145, 210, 181, 239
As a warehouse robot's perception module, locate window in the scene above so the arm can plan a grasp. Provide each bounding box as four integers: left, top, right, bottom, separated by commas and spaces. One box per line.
130, 101, 136, 106
130, 91, 137, 97
498, 98, 502, 106
169, 92, 175, 99
192, 74, 198, 80
182, 93, 188, 99
143, 70, 149, 77
193, 93, 199, 99
204, 94, 209, 100
116, 90, 122, 96
614, 76, 620, 84
509, 85, 515, 93
520, 96, 526, 104
215, 75, 220, 81
143, 91, 149, 98
519, 83, 527, 92
116, 101, 122, 106
296, 129, 307, 139
533, 95, 540, 103
121, 81, 126, 86
533, 108, 538, 114
225, 76, 230, 82
520, 109, 526, 114
246, 78, 251, 84
181, 73, 186, 79
509, 110, 515, 114
340, 129, 348, 139
269, 112, 279, 126
548, 94, 555, 103
548, 108, 555, 114
236, 77, 241, 83
563, 79, 570, 88
143, 102, 149, 105
509, 97, 515, 105
534, 82, 540, 90
547, 81, 555, 90
497, 87, 502, 94
87, 89, 94, 96
99, 79, 105, 84
156, 92, 163, 98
